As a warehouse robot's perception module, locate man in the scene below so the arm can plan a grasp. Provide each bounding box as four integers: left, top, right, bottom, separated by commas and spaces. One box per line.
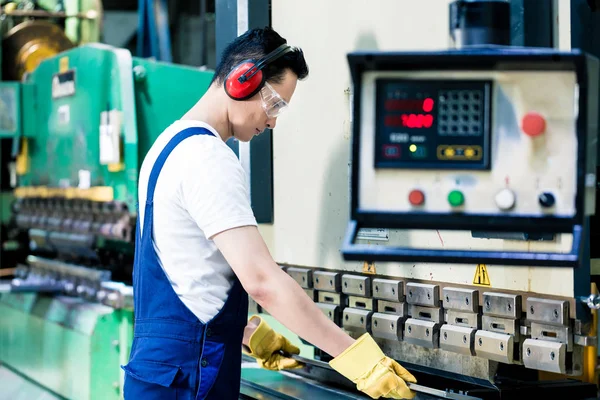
122, 27, 417, 399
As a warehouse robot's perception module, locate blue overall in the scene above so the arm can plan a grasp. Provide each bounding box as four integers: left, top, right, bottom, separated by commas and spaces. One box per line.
122, 127, 249, 399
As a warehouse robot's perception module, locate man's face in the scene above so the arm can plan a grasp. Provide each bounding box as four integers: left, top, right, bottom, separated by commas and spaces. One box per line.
228, 68, 298, 142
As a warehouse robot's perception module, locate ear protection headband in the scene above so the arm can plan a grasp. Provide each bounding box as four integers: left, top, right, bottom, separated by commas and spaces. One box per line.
224, 44, 296, 101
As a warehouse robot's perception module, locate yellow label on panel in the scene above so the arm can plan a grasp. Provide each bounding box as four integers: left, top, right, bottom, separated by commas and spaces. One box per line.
362, 261, 376, 275
473, 264, 491, 286
15, 138, 29, 175
108, 162, 125, 172
59, 57, 69, 73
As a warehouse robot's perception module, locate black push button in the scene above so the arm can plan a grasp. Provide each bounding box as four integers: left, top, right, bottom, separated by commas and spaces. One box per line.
538, 192, 555, 208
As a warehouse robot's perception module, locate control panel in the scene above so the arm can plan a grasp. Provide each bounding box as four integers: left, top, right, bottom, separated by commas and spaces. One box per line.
343, 49, 598, 265
375, 79, 491, 170
350, 50, 597, 225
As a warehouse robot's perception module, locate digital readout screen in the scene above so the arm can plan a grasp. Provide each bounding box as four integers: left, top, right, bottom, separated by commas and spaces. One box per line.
374, 79, 492, 170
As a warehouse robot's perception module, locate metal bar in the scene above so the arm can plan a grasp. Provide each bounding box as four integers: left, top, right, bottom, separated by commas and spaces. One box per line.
342, 220, 582, 267
1, 10, 98, 19
199, 0, 207, 66
282, 353, 483, 400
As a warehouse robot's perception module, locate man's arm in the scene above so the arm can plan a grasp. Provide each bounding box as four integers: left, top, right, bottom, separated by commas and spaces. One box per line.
212, 225, 355, 357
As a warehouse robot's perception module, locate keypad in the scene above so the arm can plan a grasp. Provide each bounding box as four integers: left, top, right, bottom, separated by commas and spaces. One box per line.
438, 90, 484, 136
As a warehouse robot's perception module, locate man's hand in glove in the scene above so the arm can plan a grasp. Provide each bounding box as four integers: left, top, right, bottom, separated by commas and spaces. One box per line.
330, 333, 417, 399
242, 315, 302, 371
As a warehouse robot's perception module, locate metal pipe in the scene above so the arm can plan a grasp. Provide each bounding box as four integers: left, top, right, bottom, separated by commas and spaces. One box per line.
200, 0, 207, 66
0, 9, 98, 19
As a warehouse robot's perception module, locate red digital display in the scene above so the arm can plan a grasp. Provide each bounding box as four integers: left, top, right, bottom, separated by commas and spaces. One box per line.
384, 114, 434, 128
384, 98, 435, 129
385, 98, 435, 112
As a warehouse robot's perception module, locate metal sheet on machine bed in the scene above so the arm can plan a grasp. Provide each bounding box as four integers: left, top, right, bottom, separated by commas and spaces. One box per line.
240, 364, 367, 399
240, 356, 482, 400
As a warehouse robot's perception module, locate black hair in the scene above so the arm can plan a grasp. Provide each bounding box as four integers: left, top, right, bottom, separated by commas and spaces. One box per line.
211, 26, 309, 85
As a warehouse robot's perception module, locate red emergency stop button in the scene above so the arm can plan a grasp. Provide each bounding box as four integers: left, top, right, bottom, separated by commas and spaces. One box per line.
409, 189, 425, 206
521, 112, 546, 137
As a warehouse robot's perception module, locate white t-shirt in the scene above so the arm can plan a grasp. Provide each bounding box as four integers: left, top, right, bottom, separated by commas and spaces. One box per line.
137, 119, 257, 323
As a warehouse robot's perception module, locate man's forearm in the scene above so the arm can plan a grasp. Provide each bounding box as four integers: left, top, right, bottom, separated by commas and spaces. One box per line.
250, 268, 355, 358
242, 316, 259, 351
212, 226, 355, 358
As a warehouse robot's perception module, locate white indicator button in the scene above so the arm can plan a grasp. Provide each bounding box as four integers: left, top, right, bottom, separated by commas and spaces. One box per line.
495, 189, 516, 211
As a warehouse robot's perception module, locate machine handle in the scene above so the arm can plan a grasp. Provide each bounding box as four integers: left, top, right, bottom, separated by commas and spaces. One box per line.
341, 220, 582, 267
0, 279, 64, 294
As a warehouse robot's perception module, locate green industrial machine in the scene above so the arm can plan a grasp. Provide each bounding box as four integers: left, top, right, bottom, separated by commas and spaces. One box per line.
0, 44, 214, 399
0, 0, 104, 275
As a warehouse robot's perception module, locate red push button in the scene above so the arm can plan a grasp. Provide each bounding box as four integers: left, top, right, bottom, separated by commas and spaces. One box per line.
521, 112, 546, 137
409, 189, 425, 206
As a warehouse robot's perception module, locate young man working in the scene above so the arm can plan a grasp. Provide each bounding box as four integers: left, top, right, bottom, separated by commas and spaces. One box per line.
122, 27, 416, 399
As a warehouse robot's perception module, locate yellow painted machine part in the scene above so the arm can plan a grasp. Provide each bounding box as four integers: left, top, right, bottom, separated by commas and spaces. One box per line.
583, 283, 598, 385
14, 186, 114, 202
15, 138, 29, 175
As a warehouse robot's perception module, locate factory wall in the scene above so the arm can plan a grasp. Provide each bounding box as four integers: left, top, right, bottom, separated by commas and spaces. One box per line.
261, 0, 577, 298
262, 0, 451, 269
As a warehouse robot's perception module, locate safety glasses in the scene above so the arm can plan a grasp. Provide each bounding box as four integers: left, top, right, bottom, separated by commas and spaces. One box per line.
260, 82, 288, 118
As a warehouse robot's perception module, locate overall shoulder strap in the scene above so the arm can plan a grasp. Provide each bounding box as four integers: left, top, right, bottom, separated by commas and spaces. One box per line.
146, 126, 215, 203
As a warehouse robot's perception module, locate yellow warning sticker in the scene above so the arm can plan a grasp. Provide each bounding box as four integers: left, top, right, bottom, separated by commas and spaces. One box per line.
362, 261, 377, 275
473, 264, 491, 286
59, 56, 69, 73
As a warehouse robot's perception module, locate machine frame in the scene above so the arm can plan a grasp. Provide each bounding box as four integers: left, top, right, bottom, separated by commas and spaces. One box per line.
342, 49, 598, 268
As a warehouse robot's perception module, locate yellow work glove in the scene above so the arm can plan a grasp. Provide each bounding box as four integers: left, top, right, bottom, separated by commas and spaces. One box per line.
243, 315, 302, 371
330, 333, 417, 399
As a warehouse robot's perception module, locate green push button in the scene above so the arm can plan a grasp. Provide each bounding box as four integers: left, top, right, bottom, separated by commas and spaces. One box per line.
448, 190, 465, 207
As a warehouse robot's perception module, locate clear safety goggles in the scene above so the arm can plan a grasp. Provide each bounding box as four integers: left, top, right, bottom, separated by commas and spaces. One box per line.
260, 82, 288, 118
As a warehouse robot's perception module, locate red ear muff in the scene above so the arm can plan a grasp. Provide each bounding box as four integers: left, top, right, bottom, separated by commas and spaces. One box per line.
224, 61, 265, 101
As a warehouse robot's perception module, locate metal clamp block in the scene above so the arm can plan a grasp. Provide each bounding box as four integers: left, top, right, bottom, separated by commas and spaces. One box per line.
372, 278, 404, 302
287, 267, 312, 289
440, 325, 476, 356
574, 335, 597, 347
443, 287, 479, 313
342, 275, 372, 297
342, 308, 373, 334
409, 305, 444, 324
527, 298, 569, 326
522, 339, 567, 374
317, 303, 341, 325
474, 330, 514, 364
406, 283, 439, 307
313, 271, 341, 293
446, 310, 481, 329
348, 296, 374, 311
372, 313, 403, 341
376, 300, 407, 317
404, 319, 439, 349
531, 322, 572, 351
482, 315, 520, 342
318, 291, 346, 306
482, 292, 521, 319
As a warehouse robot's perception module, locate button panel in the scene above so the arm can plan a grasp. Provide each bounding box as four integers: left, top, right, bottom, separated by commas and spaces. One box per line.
401, 189, 562, 213
359, 69, 581, 221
